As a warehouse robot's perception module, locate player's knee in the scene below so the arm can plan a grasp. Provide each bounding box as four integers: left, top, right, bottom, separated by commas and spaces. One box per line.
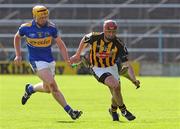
114, 85, 120, 91
49, 85, 58, 93
48, 81, 58, 93
43, 85, 51, 93
47, 80, 55, 87
112, 81, 120, 90
105, 76, 120, 89
109, 83, 118, 89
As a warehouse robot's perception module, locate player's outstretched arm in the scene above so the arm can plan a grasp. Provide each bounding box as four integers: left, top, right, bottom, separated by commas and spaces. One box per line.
70, 37, 87, 64
14, 31, 22, 65
55, 36, 71, 65
122, 61, 140, 89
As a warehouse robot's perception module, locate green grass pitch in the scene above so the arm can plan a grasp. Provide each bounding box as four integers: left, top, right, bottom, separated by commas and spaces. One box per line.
0, 75, 180, 129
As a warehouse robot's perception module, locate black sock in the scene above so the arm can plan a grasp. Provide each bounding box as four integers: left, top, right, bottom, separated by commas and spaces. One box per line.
111, 105, 118, 112
119, 104, 127, 112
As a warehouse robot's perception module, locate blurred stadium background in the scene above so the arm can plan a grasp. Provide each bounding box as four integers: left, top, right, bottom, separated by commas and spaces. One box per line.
0, 0, 180, 76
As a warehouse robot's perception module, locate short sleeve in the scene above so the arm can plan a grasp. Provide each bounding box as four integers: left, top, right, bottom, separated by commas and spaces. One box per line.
121, 45, 128, 62
116, 38, 129, 63
18, 25, 26, 37
83, 32, 93, 44
51, 27, 59, 38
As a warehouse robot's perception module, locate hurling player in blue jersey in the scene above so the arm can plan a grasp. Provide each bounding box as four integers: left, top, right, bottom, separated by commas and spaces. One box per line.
13, 5, 82, 120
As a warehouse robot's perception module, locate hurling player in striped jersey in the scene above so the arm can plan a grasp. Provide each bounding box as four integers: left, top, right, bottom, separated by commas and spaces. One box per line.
71, 20, 140, 121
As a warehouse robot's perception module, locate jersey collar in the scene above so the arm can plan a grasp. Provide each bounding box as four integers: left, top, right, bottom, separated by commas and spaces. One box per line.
32, 20, 48, 28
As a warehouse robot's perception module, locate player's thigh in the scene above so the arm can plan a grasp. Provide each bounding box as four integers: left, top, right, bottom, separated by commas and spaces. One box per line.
37, 68, 56, 85
29, 61, 55, 76
49, 61, 56, 76
37, 70, 59, 92
104, 75, 120, 89
92, 65, 120, 88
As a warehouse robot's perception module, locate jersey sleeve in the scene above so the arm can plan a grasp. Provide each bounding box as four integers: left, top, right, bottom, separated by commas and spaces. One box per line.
18, 25, 26, 37
83, 32, 93, 44
120, 45, 128, 62
51, 27, 59, 38
18, 22, 32, 37
48, 21, 59, 38
116, 38, 129, 63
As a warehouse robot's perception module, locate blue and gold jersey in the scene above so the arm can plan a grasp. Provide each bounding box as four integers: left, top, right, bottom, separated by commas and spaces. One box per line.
18, 20, 59, 62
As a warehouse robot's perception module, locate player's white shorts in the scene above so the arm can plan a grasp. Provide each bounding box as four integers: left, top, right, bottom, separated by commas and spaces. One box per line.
29, 61, 56, 75
92, 64, 119, 83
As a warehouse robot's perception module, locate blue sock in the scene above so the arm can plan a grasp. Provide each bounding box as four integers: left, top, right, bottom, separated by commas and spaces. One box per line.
28, 85, 35, 94
64, 105, 73, 114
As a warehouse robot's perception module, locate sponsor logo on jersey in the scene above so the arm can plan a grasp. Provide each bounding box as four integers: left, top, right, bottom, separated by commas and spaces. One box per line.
26, 36, 52, 47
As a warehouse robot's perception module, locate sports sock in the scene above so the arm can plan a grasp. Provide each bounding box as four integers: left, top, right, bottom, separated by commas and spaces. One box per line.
64, 105, 73, 114
119, 104, 127, 112
111, 105, 118, 112
28, 85, 35, 94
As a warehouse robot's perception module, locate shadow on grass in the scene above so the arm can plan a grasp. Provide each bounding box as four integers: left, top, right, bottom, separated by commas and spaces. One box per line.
56, 120, 130, 124
118, 121, 127, 123
56, 120, 75, 123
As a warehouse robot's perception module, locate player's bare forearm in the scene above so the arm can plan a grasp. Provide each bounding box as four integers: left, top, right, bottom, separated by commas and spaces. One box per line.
14, 33, 22, 57
122, 61, 140, 89
127, 63, 136, 81
76, 39, 87, 56
14, 32, 22, 65
71, 38, 87, 63
120, 66, 135, 83
55, 37, 70, 62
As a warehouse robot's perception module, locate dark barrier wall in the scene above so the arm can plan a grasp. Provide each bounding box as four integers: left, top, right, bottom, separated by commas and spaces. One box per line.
0, 61, 140, 75
0, 61, 77, 74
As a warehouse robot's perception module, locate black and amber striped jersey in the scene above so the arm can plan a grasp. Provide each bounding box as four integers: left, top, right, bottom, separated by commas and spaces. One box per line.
83, 32, 128, 67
